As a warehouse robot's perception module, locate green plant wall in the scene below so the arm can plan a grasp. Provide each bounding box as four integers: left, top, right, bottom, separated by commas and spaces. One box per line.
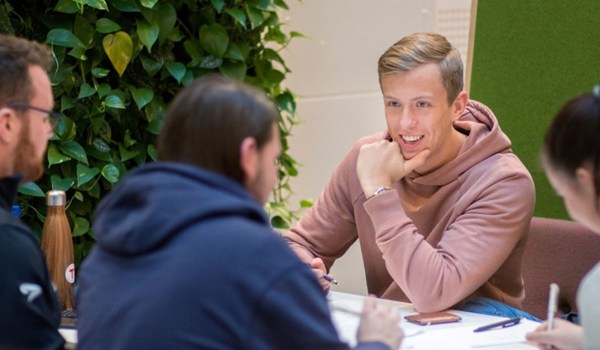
469, 0, 600, 219
0, 0, 306, 266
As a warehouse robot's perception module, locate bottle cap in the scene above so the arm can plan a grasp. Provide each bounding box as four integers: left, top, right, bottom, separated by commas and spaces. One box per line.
11, 204, 20, 217
46, 190, 67, 206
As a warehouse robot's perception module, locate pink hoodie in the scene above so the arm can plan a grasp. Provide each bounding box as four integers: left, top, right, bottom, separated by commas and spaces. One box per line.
286, 100, 535, 313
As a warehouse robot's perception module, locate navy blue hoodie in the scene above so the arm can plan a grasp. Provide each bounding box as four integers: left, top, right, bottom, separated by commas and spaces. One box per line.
77, 162, 386, 350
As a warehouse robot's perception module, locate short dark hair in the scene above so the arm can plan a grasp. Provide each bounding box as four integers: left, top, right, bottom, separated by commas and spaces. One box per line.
158, 74, 279, 184
543, 89, 600, 200
0, 34, 52, 106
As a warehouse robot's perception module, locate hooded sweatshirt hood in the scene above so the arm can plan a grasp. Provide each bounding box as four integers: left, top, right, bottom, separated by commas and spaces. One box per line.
407, 99, 513, 186
92, 162, 268, 256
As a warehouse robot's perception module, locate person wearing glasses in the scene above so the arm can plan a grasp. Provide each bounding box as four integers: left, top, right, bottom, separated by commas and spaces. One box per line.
525, 86, 600, 349
0, 34, 64, 349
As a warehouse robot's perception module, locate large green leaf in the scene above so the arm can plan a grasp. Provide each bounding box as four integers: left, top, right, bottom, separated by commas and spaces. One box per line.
76, 164, 100, 187
110, 0, 140, 12
140, 0, 158, 8
129, 87, 154, 109
136, 19, 159, 52
156, 2, 177, 44
211, 0, 224, 12
18, 182, 46, 198
85, 0, 108, 10
199, 23, 229, 57
166, 62, 186, 83
224, 8, 247, 29
105, 95, 126, 109
47, 143, 72, 165
224, 43, 246, 61
119, 145, 139, 162
54, 0, 80, 14
96, 18, 121, 33
51, 175, 75, 191
46, 29, 86, 48
220, 61, 247, 81
78, 83, 96, 99
101, 164, 120, 183
140, 55, 163, 77
60, 141, 89, 165
102, 31, 133, 77
72, 216, 90, 237
245, 6, 266, 29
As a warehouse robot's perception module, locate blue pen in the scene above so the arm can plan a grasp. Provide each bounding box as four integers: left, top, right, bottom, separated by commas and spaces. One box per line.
322, 274, 339, 285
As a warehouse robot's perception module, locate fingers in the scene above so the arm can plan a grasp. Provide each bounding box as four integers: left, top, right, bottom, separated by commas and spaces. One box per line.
403, 149, 431, 174
357, 296, 403, 349
310, 258, 331, 291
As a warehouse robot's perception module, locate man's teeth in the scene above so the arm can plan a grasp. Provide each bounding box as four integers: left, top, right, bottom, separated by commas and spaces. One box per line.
402, 135, 422, 142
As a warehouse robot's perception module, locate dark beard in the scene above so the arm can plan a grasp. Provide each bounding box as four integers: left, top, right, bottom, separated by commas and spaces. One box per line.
14, 120, 44, 183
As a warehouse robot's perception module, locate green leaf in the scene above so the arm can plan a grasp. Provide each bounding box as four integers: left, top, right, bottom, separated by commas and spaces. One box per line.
101, 164, 120, 183
250, 0, 277, 12
156, 2, 177, 44
119, 145, 139, 162
140, 0, 158, 8
96, 18, 121, 33
245, 6, 266, 29
200, 55, 222, 69
211, 0, 224, 12
102, 31, 133, 77
136, 19, 159, 52
224, 8, 247, 29
184, 39, 204, 66
72, 217, 90, 237
97, 83, 111, 98
147, 144, 158, 161
51, 175, 75, 191
85, 0, 108, 11
276, 91, 296, 114
60, 141, 89, 165
105, 95, 126, 109
54, 0, 80, 14
91, 67, 110, 78
220, 61, 247, 81
129, 87, 154, 109
76, 164, 100, 187
270, 215, 287, 229
224, 42, 246, 61
199, 23, 229, 57
18, 182, 46, 198
78, 83, 96, 99
46, 29, 86, 48
166, 62, 186, 83
274, 0, 289, 10
47, 143, 72, 165
140, 55, 163, 77
92, 138, 111, 153
74, 192, 84, 201
110, 0, 140, 12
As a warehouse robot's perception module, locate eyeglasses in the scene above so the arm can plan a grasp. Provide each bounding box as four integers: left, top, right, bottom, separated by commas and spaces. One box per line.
7, 103, 62, 129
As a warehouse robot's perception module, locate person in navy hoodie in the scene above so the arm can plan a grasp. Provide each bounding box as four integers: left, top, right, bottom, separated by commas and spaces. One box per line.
76, 74, 403, 350
0, 34, 64, 350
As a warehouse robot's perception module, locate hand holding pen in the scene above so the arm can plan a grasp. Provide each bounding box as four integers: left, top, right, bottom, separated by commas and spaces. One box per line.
310, 257, 339, 290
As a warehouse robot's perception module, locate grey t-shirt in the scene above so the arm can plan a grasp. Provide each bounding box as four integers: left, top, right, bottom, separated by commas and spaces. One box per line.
578, 261, 600, 350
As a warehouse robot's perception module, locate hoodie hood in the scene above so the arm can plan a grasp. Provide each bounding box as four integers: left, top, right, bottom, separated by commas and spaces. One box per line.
407, 99, 513, 186
92, 162, 268, 256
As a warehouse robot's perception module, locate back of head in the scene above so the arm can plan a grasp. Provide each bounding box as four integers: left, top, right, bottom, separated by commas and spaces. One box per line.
543, 86, 600, 198
378, 32, 463, 104
158, 74, 278, 184
0, 34, 52, 106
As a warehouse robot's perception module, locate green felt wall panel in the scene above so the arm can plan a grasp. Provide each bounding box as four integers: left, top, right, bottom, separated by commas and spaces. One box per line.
470, 0, 600, 219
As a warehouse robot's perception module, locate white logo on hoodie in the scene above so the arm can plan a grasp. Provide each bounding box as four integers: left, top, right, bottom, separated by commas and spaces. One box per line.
19, 283, 42, 303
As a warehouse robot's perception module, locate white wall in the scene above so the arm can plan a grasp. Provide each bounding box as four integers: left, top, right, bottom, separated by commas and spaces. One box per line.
281, 0, 471, 295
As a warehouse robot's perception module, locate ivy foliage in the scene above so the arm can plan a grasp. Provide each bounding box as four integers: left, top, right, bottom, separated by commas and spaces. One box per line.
1, 0, 309, 265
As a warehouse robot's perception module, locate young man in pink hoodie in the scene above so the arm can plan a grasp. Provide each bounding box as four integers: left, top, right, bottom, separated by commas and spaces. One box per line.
286, 32, 537, 318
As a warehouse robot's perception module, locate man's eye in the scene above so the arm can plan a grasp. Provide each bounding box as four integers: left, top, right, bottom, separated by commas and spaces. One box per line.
416, 101, 429, 108
387, 101, 400, 107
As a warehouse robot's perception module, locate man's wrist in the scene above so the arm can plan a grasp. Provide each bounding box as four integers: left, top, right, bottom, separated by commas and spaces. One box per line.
367, 185, 392, 199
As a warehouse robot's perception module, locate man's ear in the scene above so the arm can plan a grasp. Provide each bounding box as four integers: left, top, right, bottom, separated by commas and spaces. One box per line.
0, 107, 19, 145
240, 137, 259, 183
452, 91, 468, 119
575, 166, 594, 189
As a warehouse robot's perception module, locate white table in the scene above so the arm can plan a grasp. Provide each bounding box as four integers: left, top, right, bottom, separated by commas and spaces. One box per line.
328, 291, 540, 350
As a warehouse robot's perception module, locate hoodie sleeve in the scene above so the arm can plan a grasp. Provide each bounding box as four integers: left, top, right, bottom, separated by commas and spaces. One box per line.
364, 159, 535, 312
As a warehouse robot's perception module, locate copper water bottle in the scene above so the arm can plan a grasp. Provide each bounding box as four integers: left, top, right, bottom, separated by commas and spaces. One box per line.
40, 190, 75, 310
